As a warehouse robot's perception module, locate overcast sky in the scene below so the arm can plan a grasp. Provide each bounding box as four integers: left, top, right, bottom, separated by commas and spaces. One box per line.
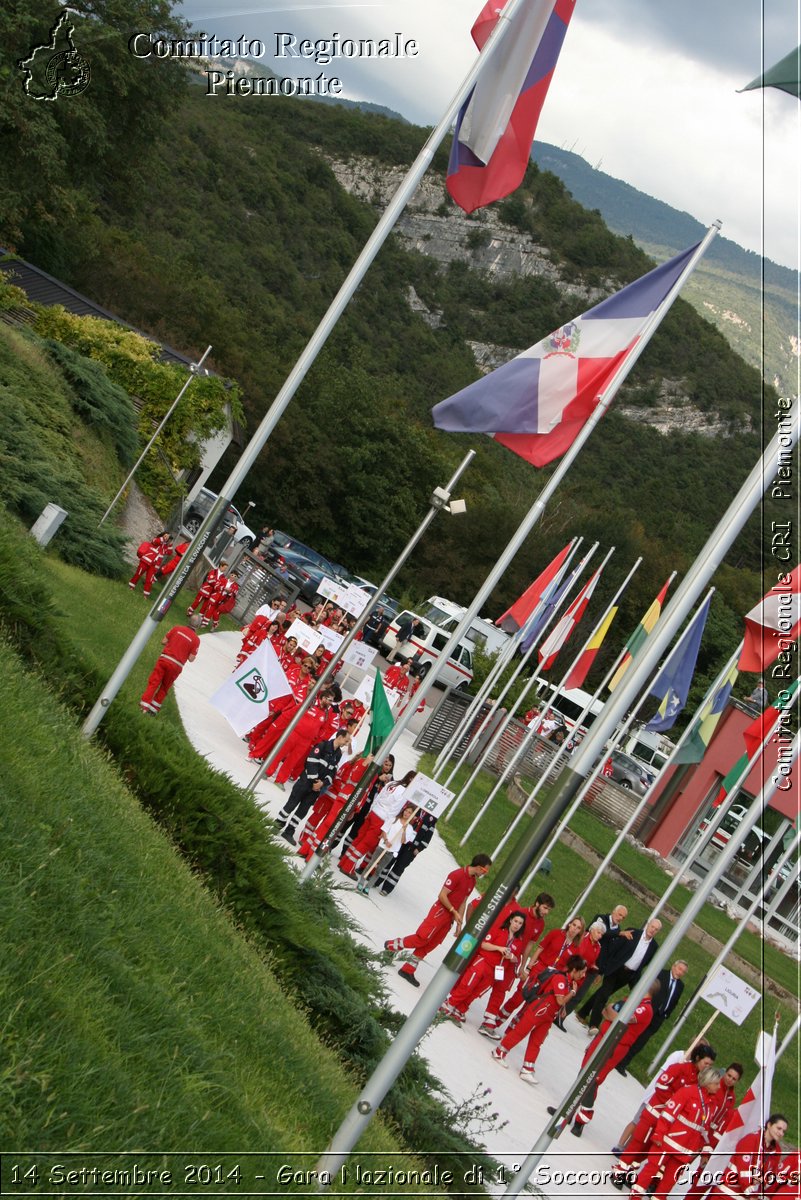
183, 0, 800, 269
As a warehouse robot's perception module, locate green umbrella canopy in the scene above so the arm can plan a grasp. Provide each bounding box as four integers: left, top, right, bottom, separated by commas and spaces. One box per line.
742, 44, 801, 99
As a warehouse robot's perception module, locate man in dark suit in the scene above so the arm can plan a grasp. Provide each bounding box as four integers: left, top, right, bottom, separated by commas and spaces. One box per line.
583, 917, 662, 1030
614, 959, 688, 1074
567, 904, 628, 1018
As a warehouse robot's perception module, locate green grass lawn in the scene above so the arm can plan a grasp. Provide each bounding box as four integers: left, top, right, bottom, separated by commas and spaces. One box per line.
425, 755, 800, 1122
0, 635, 426, 1184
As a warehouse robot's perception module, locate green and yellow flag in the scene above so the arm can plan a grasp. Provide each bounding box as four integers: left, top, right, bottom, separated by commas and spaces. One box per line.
608, 576, 673, 692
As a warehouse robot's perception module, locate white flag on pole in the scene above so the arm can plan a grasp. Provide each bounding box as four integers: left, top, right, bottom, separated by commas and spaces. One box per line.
210, 639, 293, 737
710, 1028, 777, 1174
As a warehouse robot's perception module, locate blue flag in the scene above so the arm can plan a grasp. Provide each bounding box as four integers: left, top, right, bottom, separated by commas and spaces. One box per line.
645, 594, 712, 732
521, 558, 582, 652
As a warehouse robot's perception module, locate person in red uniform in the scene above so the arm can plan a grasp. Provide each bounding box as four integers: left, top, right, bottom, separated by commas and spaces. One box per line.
383, 854, 492, 987
297, 752, 374, 860
188, 562, 228, 614
707, 1116, 788, 1199
678, 1060, 744, 1195
498, 915, 585, 1027
612, 1042, 718, 1184
247, 654, 314, 761
129, 532, 171, 597
269, 690, 336, 787
628, 1067, 723, 1198
200, 568, 238, 629
384, 660, 412, 706
440, 912, 527, 1025
548, 982, 660, 1137
475, 891, 555, 1036
553, 918, 605, 1031
158, 540, 189, 578
140, 614, 201, 714
768, 1148, 799, 1197
236, 618, 279, 670
490, 954, 588, 1084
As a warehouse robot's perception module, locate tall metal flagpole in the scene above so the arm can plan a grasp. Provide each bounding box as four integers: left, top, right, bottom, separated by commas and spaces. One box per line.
98, 346, 213, 526
432, 540, 581, 779
563, 627, 736, 919
650, 826, 801, 1072
458, 545, 616, 845
299, 226, 721, 884
443, 541, 599, 812
436, 538, 585, 788
79, 0, 536, 737
312, 397, 799, 1177
501, 735, 800, 1198
243, 451, 475, 793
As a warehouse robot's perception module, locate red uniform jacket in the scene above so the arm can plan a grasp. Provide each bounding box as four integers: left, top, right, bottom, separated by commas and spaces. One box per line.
653, 1083, 717, 1160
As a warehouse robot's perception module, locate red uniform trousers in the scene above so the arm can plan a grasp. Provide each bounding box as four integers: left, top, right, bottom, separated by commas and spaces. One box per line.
298, 794, 342, 858
619, 1110, 660, 1167
500, 997, 559, 1066
632, 1153, 691, 1200
482, 963, 517, 1026
338, 811, 383, 875
399, 908, 452, 961
447, 957, 495, 1015
249, 700, 298, 760
270, 710, 327, 783
140, 657, 183, 712
129, 556, 160, 596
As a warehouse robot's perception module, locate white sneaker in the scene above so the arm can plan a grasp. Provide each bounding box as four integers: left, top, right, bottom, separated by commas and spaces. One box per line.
490, 1048, 508, 1068
519, 1069, 538, 1085
587, 1026, 599, 1035
478, 1024, 502, 1040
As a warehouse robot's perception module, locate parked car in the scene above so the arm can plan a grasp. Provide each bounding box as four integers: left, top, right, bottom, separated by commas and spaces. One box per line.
351, 576, 401, 618
601, 750, 651, 796
182, 487, 256, 547
261, 532, 344, 604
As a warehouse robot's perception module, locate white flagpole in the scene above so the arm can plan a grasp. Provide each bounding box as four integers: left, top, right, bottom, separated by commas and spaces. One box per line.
443, 541, 599, 814
300, 225, 722, 884
432, 539, 580, 778
491, 554, 644, 867
314, 398, 798, 1176
651, 825, 800, 1072
517, 629, 735, 892
79, 0, 537, 737
457, 546, 616, 845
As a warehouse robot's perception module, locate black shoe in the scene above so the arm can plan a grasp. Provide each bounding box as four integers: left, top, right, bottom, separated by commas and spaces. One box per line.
570, 1123, 584, 1138
398, 969, 420, 988
610, 1173, 628, 1191
547, 1106, 557, 1116
615, 1064, 628, 1076
553, 1014, 566, 1032
281, 829, 296, 845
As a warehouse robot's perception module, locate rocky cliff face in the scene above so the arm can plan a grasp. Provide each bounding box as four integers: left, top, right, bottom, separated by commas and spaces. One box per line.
324, 153, 750, 438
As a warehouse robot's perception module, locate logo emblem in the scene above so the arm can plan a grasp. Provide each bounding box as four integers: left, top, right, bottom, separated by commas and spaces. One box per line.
236, 669, 269, 704
546, 321, 580, 357
19, 9, 91, 101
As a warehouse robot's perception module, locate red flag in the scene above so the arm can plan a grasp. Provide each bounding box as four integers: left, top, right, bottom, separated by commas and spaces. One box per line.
738, 565, 801, 673
496, 541, 572, 634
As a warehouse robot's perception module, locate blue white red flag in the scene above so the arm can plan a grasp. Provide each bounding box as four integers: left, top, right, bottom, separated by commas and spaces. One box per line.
537, 567, 601, 671
521, 555, 582, 652
432, 243, 700, 466
447, 0, 576, 213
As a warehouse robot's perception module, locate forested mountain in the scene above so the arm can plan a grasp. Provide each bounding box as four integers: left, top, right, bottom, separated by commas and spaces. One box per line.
531, 143, 799, 395
1, 1, 788, 705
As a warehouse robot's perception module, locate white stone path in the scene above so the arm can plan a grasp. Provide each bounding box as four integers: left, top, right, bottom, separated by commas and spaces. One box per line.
174, 632, 691, 1199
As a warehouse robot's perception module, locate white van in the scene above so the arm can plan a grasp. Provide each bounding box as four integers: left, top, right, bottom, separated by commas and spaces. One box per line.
623, 727, 676, 775
380, 610, 475, 690
418, 596, 510, 659
534, 681, 605, 735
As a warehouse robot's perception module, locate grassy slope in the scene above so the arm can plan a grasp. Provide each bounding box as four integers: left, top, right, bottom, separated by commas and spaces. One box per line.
423, 756, 799, 1120
0, 632, 432, 1182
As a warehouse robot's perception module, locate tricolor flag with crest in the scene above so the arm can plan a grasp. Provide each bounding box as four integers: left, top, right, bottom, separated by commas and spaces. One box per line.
432, 244, 701, 466
210, 638, 293, 737
447, 0, 577, 214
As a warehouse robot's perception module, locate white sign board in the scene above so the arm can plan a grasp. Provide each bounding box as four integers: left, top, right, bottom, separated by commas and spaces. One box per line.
285, 618, 322, 654
343, 584, 371, 617
404, 773, 454, 819
343, 641, 377, 670
317, 577, 349, 605
699, 964, 761, 1026
352, 673, 374, 709
316, 625, 344, 655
